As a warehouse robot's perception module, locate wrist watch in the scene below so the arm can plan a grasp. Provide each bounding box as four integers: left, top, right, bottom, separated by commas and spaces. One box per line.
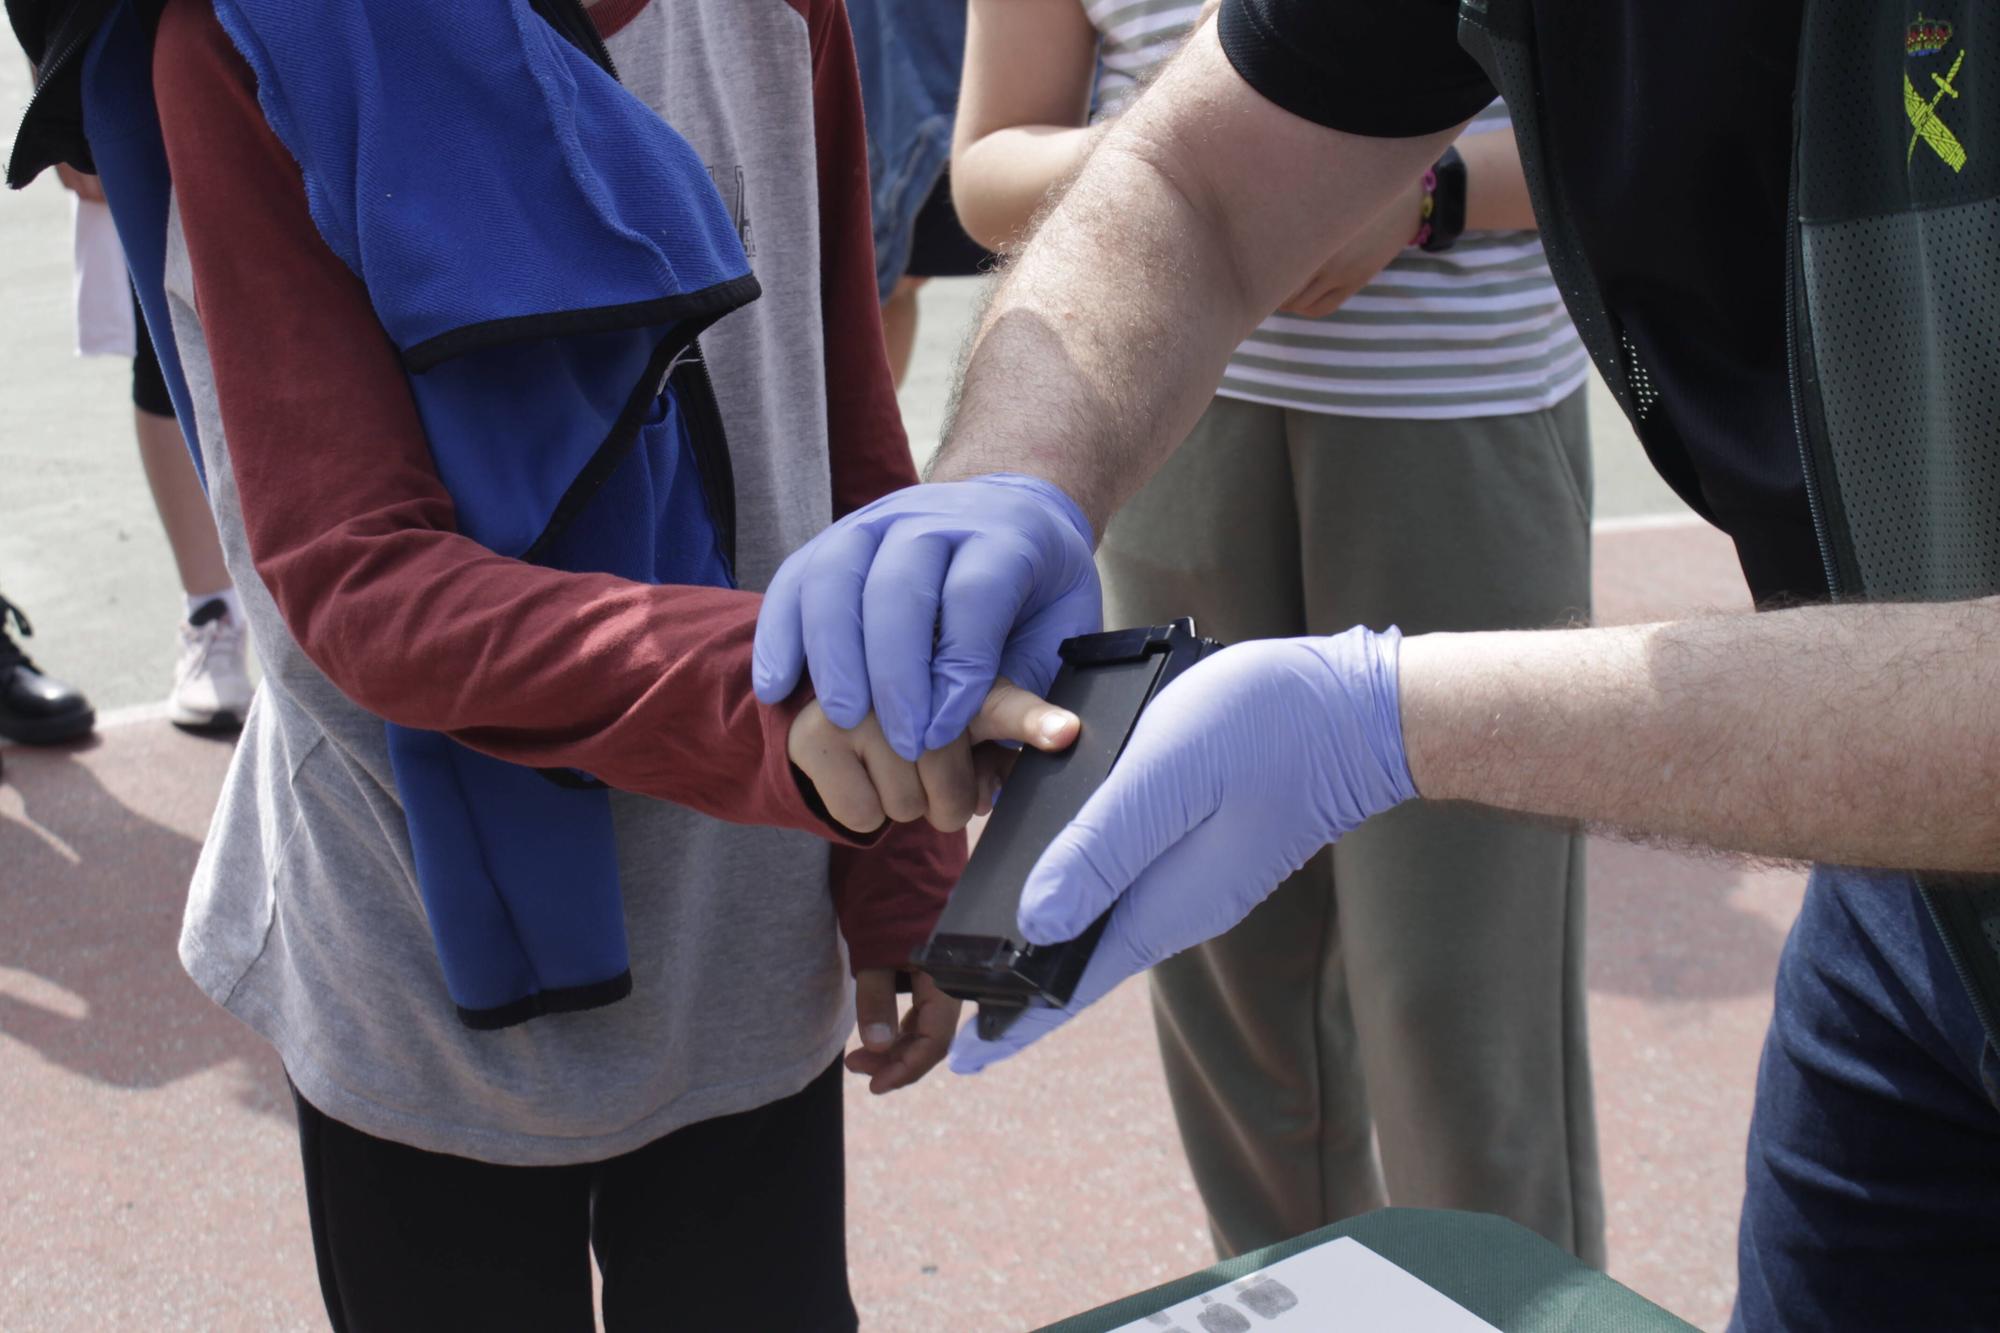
1419, 145, 1467, 253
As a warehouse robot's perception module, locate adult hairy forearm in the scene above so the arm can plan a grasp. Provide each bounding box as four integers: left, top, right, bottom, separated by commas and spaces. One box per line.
1400, 598, 2000, 871
929, 134, 1253, 533
930, 22, 1451, 535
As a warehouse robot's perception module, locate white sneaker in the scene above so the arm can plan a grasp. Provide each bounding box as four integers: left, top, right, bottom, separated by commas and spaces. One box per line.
170, 600, 253, 731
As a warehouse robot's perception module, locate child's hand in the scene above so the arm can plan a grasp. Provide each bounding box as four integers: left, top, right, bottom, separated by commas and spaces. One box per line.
845, 968, 962, 1093
788, 679, 1079, 835
1277, 177, 1427, 317
55, 163, 107, 203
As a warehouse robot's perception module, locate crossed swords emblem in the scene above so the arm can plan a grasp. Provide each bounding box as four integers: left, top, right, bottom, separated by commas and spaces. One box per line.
1905, 48, 1968, 172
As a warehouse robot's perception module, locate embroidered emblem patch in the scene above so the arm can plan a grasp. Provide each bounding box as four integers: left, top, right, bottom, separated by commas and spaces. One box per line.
1907, 13, 1953, 57
1904, 18, 1968, 174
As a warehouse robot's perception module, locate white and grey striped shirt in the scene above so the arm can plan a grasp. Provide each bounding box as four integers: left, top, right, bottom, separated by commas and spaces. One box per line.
1086, 0, 1588, 419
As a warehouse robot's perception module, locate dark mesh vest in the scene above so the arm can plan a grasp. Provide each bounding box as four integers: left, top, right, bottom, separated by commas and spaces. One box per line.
1458, 0, 2000, 1046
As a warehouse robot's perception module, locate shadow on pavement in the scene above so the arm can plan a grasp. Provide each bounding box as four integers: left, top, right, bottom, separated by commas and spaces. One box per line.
1585, 840, 1794, 1004
0, 735, 282, 1117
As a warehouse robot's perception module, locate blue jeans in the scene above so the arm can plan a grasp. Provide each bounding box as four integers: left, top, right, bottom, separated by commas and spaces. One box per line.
1732, 866, 2000, 1331
845, 0, 968, 299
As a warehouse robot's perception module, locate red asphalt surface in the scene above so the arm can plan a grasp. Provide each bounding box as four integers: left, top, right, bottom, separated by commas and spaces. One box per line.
0, 518, 1788, 1332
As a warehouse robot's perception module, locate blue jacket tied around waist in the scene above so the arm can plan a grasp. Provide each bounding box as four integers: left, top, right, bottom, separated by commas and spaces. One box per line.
77, 0, 760, 1027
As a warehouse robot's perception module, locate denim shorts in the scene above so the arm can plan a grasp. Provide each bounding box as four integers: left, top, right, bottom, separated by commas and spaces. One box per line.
845, 0, 969, 299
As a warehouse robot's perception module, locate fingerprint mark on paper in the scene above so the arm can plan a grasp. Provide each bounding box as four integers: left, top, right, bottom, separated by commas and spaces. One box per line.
1238, 1278, 1299, 1319
1194, 1304, 1252, 1333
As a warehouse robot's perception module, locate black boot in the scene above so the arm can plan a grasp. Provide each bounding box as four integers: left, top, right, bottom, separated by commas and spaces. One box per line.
0, 593, 96, 745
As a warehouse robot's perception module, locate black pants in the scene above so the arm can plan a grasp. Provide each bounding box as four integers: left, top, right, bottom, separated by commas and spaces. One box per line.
902, 167, 990, 279
291, 1060, 856, 1332
131, 285, 173, 417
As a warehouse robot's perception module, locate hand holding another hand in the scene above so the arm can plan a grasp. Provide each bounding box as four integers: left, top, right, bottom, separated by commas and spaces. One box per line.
790, 682, 1078, 1094
754, 474, 1102, 763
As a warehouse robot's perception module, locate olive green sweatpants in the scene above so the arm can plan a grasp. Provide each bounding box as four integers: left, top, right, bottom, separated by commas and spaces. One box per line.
1099, 389, 1605, 1266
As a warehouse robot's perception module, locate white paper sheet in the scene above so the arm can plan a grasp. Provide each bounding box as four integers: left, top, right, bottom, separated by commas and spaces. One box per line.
1107, 1236, 1502, 1333
72, 195, 137, 359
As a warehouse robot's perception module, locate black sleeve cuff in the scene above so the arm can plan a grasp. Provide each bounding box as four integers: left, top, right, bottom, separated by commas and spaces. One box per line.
1218, 0, 1497, 139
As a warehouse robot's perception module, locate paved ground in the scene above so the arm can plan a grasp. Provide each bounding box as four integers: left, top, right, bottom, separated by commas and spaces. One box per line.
2, 65, 1793, 1330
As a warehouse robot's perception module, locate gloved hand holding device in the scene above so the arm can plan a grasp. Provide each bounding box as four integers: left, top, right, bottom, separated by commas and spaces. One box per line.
949, 626, 1418, 1072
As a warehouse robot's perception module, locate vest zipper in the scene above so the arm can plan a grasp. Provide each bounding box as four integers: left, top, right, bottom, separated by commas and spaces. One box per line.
1780, 4, 1845, 605
1783, 160, 1841, 602
1920, 890, 2000, 1049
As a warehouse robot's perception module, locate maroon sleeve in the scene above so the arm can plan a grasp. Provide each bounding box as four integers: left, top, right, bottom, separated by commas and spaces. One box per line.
798, 0, 968, 970
151, 0, 858, 845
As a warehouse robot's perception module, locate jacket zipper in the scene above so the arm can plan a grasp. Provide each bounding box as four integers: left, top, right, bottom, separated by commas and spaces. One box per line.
8, 0, 121, 187
20, 29, 86, 122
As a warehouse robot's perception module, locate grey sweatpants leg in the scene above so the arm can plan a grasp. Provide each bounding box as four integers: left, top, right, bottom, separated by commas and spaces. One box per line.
1099, 390, 1604, 1266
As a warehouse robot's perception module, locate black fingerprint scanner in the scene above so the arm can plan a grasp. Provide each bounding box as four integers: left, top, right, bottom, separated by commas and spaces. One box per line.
912, 619, 1224, 1041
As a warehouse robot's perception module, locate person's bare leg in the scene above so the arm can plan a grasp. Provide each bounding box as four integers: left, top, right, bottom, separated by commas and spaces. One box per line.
882, 276, 927, 388
133, 408, 230, 597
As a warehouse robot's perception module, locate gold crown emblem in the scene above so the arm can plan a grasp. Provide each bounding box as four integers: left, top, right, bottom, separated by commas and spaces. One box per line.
1907, 13, 1953, 56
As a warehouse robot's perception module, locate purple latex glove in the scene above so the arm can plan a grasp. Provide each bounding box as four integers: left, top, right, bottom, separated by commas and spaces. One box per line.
752, 474, 1102, 762
950, 627, 1418, 1073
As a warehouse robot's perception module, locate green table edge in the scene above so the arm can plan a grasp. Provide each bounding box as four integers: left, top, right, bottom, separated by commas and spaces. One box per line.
1034, 1208, 1699, 1333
